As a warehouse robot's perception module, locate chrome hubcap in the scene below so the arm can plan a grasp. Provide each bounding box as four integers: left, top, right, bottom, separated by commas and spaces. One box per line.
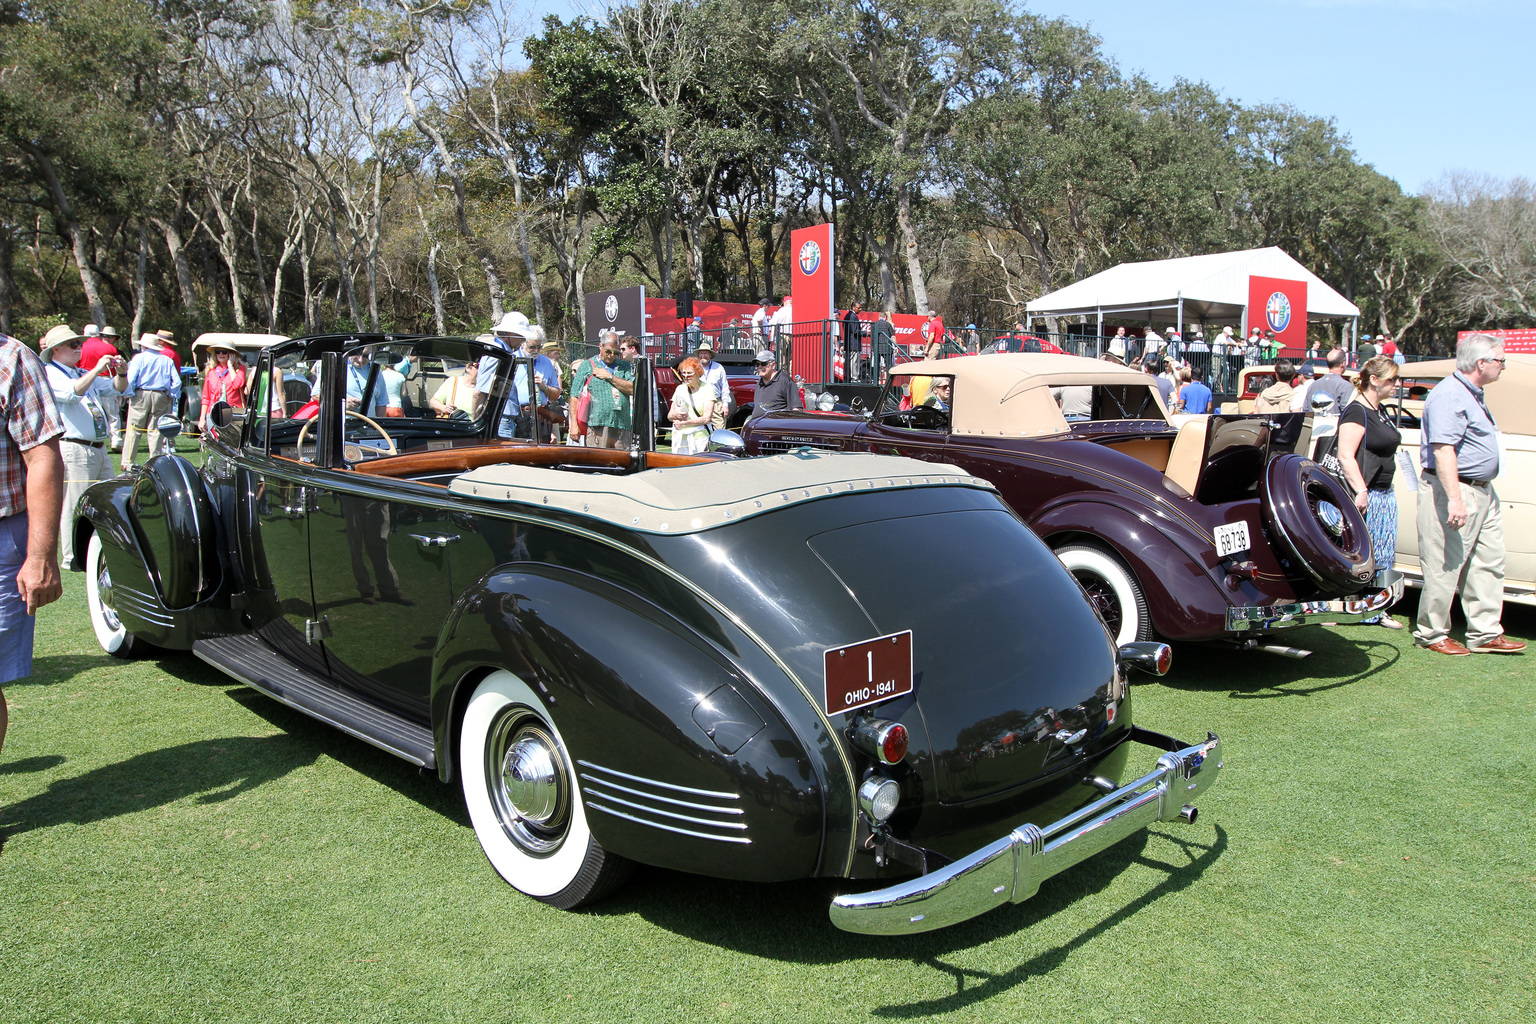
1316, 500, 1345, 538
502, 733, 561, 825
485, 709, 570, 855
96, 563, 122, 632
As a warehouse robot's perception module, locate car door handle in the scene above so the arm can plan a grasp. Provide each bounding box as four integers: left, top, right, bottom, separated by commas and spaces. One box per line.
410, 533, 460, 550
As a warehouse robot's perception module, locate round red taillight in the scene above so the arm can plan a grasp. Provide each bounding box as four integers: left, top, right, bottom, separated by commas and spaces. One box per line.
881, 723, 909, 764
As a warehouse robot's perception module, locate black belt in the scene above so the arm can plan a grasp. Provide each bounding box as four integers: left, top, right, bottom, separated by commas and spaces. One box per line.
63, 437, 104, 448
1459, 476, 1491, 487
138, 387, 168, 393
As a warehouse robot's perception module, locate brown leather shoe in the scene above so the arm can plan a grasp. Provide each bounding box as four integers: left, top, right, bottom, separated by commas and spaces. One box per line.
1468, 635, 1527, 654
1420, 638, 1471, 657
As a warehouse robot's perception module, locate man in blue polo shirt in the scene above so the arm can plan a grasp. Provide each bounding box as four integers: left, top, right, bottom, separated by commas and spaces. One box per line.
1413, 333, 1525, 656
1179, 367, 1212, 414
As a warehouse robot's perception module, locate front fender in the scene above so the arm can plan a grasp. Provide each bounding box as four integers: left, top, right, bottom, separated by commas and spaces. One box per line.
1030, 497, 1233, 641
431, 565, 831, 883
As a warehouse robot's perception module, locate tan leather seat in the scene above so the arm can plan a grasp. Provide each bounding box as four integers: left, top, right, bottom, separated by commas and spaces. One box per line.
1164, 417, 1210, 496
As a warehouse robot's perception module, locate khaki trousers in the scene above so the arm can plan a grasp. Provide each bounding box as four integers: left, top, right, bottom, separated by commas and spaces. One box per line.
1413, 473, 1506, 647
123, 390, 173, 468
59, 440, 111, 566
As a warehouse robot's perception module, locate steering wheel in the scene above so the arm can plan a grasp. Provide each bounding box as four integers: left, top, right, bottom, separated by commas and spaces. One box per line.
294, 408, 398, 460
889, 405, 949, 431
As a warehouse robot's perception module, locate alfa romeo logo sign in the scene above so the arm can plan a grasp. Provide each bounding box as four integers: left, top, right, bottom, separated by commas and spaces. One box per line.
1265, 291, 1292, 333
604, 295, 619, 323
798, 239, 821, 276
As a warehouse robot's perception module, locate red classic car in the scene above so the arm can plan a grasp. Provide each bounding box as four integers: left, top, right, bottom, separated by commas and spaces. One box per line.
743, 353, 1397, 646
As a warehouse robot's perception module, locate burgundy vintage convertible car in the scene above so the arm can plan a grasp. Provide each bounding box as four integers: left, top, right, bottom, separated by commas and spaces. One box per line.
744, 354, 1396, 646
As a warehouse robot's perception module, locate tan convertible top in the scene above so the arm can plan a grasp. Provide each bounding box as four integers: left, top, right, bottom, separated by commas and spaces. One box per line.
1400, 354, 1536, 436
892, 353, 1168, 436
448, 450, 993, 535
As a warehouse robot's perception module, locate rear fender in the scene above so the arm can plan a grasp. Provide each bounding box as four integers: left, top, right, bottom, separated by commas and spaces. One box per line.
1031, 498, 1232, 641
431, 566, 834, 883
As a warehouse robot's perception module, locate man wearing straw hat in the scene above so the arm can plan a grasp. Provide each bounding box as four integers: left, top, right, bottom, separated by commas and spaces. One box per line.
39, 326, 126, 565
122, 332, 181, 470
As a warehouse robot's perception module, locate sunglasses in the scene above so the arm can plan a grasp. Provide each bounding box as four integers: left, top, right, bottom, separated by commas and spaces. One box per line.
1483, 357, 1507, 366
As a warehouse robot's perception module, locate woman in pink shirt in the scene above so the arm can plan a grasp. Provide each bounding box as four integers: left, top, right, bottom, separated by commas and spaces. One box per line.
199, 343, 248, 431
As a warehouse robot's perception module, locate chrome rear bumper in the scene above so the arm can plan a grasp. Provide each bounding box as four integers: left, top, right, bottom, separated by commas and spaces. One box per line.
1225, 570, 1403, 632
828, 730, 1222, 935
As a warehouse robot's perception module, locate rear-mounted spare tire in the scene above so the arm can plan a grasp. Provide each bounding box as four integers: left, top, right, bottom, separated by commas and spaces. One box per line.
1261, 453, 1374, 596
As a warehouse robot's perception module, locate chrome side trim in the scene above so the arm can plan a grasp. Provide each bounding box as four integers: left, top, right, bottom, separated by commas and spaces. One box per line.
578, 760, 750, 844
828, 732, 1222, 935
584, 802, 753, 845
575, 760, 737, 798
1225, 570, 1402, 632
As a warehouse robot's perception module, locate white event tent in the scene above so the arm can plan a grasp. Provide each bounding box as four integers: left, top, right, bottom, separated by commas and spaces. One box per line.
1025, 246, 1361, 343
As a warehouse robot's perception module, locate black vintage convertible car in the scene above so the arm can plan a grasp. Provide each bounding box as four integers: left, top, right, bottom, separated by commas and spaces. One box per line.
71, 333, 1221, 935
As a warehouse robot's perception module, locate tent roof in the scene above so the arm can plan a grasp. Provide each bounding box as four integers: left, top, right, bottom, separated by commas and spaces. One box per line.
1026, 247, 1360, 324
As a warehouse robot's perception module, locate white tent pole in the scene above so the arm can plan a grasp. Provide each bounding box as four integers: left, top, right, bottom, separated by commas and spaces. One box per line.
1177, 294, 1184, 339
1096, 306, 1103, 356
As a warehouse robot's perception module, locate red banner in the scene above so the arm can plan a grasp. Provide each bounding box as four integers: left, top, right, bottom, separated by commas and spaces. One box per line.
789, 224, 835, 381
1458, 328, 1536, 354
1248, 275, 1308, 352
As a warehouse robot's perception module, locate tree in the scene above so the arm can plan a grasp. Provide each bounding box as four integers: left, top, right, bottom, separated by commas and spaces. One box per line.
1425, 172, 1536, 324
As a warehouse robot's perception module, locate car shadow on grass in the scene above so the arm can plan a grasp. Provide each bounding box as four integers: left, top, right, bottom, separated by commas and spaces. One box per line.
597, 824, 1225, 979
1, 734, 321, 842
219, 685, 468, 827
1158, 625, 1404, 699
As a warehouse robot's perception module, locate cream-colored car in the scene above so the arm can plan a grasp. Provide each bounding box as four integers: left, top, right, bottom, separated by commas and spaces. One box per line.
1390, 354, 1536, 606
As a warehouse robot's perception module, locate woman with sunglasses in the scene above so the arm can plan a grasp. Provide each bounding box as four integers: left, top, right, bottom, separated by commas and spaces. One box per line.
1336, 354, 1405, 628
199, 343, 248, 433
668, 356, 716, 455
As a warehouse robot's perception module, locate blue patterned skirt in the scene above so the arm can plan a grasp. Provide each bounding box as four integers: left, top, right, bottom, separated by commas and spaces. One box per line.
1361, 487, 1398, 622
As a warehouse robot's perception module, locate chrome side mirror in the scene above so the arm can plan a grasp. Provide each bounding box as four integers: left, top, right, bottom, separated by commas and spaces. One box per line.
706, 429, 745, 456
209, 401, 234, 429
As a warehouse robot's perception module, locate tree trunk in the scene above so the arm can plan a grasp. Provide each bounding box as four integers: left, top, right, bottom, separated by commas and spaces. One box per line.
401, 74, 501, 321
0, 224, 14, 336
152, 215, 199, 310
130, 226, 148, 340
894, 184, 928, 315
20, 142, 106, 323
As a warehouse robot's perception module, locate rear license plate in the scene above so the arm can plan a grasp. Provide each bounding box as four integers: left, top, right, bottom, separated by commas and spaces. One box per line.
1215, 521, 1251, 557
824, 630, 913, 716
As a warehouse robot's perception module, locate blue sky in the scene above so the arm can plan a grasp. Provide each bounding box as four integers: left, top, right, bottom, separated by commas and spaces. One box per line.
532, 1, 1531, 196
1006, 0, 1532, 194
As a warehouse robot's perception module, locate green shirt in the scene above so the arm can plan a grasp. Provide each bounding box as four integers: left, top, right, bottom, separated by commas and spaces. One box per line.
572, 357, 636, 429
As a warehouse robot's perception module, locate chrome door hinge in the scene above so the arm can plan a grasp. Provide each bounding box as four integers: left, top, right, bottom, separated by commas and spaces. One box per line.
305, 616, 332, 644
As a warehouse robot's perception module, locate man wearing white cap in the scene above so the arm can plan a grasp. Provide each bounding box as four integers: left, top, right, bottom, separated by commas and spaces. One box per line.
474, 312, 560, 440
123, 332, 181, 470
39, 326, 126, 564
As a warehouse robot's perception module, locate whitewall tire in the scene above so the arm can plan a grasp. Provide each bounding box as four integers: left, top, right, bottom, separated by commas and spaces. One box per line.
458, 670, 631, 909
1054, 543, 1154, 646
86, 533, 149, 659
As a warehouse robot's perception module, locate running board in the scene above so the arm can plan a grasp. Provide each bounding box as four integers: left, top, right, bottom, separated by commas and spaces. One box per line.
194, 634, 436, 768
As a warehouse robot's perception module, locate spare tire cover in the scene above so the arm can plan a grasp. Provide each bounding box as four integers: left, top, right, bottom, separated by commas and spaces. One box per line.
1260, 453, 1375, 596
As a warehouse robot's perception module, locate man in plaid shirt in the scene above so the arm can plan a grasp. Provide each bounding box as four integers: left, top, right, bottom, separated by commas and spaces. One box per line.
0, 333, 65, 756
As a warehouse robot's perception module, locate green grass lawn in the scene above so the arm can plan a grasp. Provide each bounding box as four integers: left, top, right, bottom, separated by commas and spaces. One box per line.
3, 501, 1534, 1021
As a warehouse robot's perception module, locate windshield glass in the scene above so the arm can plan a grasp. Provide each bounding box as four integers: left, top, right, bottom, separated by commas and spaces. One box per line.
255, 335, 512, 461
